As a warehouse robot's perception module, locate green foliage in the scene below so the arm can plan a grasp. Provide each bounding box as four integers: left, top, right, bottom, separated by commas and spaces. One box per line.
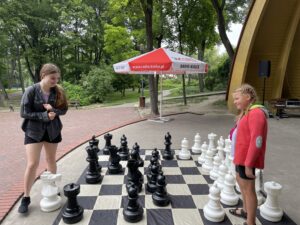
81, 66, 113, 103
62, 81, 90, 106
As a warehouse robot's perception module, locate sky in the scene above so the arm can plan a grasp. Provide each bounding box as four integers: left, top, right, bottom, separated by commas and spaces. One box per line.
217, 23, 243, 54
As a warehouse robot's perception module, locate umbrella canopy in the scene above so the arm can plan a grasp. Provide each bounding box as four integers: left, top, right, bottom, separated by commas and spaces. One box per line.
113, 47, 208, 74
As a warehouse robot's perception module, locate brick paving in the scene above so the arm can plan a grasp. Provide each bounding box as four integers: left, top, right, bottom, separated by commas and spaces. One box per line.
0, 106, 144, 222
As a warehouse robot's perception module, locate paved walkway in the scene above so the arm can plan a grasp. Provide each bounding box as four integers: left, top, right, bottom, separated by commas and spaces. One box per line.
0, 106, 144, 222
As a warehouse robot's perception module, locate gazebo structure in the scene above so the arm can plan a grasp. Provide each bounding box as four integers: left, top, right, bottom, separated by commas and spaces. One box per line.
227, 0, 300, 112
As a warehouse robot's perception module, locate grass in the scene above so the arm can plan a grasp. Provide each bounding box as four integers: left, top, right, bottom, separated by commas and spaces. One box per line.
168, 85, 201, 97
103, 89, 149, 106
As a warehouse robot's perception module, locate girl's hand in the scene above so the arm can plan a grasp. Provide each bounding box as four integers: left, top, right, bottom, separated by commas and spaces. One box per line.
48, 112, 56, 120
43, 104, 53, 112
245, 166, 256, 179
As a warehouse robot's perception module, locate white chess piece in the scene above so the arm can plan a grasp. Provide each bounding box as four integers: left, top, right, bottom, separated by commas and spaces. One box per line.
202, 149, 214, 174
224, 138, 232, 168
40, 171, 62, 212
255, 170, 265, 205
203, 182, 225, 222
260, 181, 283, 222
208, 133, 217, 155
216, 162, 228, 190
217, 137, 225, 161
220, 171, 239, 206
198, 141, 208, 164
210, 154, 221, 180
178, 138, 191, 160
191, 133, 201, 154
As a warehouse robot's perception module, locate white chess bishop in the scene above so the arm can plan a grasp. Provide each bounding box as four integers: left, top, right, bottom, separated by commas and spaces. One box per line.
260, 181, 283, 222
40, 171, 62, 212
220, 171, 239, 206
178, 138, 191, 160
203, 182, 225, 222
198, 141, 208, 164
191, 133, 201, 154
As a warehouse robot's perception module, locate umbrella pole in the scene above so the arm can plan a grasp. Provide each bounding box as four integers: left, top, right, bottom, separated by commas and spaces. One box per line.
160, 73, 163, 119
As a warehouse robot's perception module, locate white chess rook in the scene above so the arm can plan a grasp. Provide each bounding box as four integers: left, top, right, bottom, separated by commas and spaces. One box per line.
198, 141, 208, 164
220, 171, 239, 206
191, 133, 201, 154
178, 138, 191, 160
203, 182, 225, 222
40, 171, 62, 212
260, 181, 283, 222
208, 133, 217, 155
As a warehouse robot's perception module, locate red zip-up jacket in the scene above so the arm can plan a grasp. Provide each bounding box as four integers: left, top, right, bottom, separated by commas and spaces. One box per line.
233, 108, 268, 169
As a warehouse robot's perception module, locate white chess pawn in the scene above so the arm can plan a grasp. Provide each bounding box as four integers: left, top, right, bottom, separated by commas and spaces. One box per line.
224, 138, 232, 168
255, 170, 265, 205
216, 162, 228, 190
191, 133, 201, 154
216, 137, 225, 161
208, 133, 217, 155
260, 181, 283, 222
40, 171, 62, 212
178, 138, 191, 160
203, 182, 225, 222
220, 171, 239, 206
198, 141, 208, 164
202, 149, 214, 174
210, 154, 221, 180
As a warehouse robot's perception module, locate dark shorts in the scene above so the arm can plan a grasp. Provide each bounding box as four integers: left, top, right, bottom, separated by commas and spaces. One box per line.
24, 131, 62, 145
235, 165, 255, 180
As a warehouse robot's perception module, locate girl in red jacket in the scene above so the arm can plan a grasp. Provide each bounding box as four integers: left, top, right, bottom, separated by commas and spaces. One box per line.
229, 84, 268, 225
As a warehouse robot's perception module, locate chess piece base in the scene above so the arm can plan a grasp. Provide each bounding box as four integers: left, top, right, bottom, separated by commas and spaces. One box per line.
62, 206, 84, 224
85, 174, 102, 184
152, 194, 170, 206
40, 196, 62, 212
108, 165, 123, 174
123, 207, 144, 223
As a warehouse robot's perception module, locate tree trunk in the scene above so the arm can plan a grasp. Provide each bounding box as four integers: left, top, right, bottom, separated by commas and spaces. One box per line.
211, 0, 234, 60
198, 40, 206, 92
16, 45, 25, 93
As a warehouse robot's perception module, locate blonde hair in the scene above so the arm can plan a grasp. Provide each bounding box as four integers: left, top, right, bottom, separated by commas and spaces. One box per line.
40, 63, 68, 110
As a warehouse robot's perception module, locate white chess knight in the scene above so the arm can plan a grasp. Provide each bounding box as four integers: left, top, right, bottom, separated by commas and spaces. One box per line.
220, 171, 239, 206
203, 182, 225, 222
191, 133, 201, 154
198, 141, 208, 164
207, 133, 217, 155
178, 138, 191, 160
40, 171, 62, 212
260, 181, 283, 222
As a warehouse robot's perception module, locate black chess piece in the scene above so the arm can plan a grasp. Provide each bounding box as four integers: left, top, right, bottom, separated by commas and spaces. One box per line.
108, 145, 123, 174
126, 159, 143, 192
146, 163, 160, 193
62, 183, 84, 224
152, 174, 170, 206
146, 156, 161, 182
103, 133, 112, 155
123, 184, 144, 223
118, 134, 129, 160
89, 135, 99, 153
163, 132, 174, 160
131, 143, 144, 167
85, 145, 102, 184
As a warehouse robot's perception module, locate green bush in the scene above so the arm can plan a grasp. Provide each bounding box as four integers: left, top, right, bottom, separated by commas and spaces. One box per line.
62, 81, 90, 106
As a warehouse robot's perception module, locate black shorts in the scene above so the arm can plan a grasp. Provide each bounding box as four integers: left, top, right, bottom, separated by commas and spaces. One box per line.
24, 131, 62, 145
235, 165, 255, 180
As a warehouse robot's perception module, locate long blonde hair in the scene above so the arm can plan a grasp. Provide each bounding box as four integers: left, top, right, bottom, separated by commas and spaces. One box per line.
40, 63, 68, 110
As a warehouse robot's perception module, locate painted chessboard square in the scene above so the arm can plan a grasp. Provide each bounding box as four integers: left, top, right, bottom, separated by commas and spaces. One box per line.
202, 175, 215, 184
77, 196, 98, 210
191, 195, 209, 209
188, 184, 210, 195
180, 167, 201, 175
79, 184, 101, 196
99, 184, 122, 195
183, 175, 208, 184
88, 210, 119, 225
165, 175, 185, 184
169, 195, 196, 208
177, 160, 196, 167
101, 175, 125, 185
161, 160, 178, 167
167, 184, 192, 195
172, 209, 204, 225
93, 195, 122, 210
147, 209, 174, 225
162, 167, 181, 175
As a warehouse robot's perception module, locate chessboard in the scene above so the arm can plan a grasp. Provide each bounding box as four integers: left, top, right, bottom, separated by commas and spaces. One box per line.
52, 149, 297, 225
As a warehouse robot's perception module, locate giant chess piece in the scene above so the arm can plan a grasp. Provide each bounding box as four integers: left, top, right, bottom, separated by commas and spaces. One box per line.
202, 148, 214, 174
198, 141, 208, 164
147, 154, 161, 180
162, 132, 174, 160
209, 154, 221, 180
123, 184, 144, 223
216, 162, 228, 190
103, 133, 112, 155
191, 133, 201, 154
203, 182, 225, 222
126, 159, 143, 192
207, 133, 217, 155
146, 163, 160, 193
40, 171, 62, 212
256, 169, 265, 205
85, 145, 102, 184
224, 138, 232, 168
131, 143, 144, 167
118, 134, 129, 160
178, 138, 191, 160
108, 145, 123, 174
152, 174, 170, 206
220, 171, 239, 206
89, 135, 99, 153
260, 181, 283, 222
62, 183, 84, 224
217, 136, 225, 161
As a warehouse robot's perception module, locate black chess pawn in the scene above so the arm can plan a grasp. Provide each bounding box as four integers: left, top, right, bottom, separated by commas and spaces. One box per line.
85, 145, 102, 184
152, 174, 170, 206
89, 135, 99, 153
123, 184, 144, 223
146, 163, 160, 193
118, 134, 129, 160
108, 145, 123, 174
126, 159, 143, 192
163, 132, 174, 160
103, 133, 112, 155
62, 183, 84, 224
131, 142, 144, 167
146, 155, 161, 179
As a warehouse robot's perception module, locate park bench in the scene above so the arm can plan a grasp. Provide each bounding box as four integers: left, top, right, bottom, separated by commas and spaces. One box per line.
269, 98, 300, 119
68, 100, 80, 109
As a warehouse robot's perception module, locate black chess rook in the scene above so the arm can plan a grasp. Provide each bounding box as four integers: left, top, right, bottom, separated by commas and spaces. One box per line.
103, 133, 112, 155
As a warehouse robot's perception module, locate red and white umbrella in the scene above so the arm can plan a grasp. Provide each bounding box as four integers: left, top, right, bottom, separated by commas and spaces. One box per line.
113, 47, 208, 74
